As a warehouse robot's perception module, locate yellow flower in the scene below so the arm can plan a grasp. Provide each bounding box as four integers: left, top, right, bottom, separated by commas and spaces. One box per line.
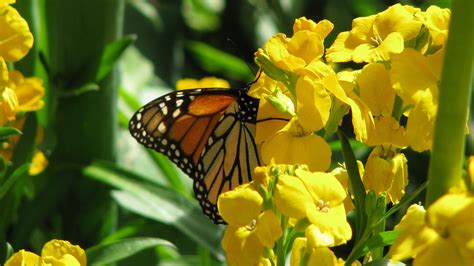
358, 63, 394, 117
249, 72, 293, 145
353, 63, 407, 147
219, 184, 282, 266
389, 194, 474, 265
176, 76, 230, 90
363, 145, 408, 204
295, 75, 331, 132
1, 86, 18, 123
390, 48, 442, 151
0, 3, 34, 62
293, 17, 333, 39
415, 6, 450, 47
7, 71, 45, 112
0, 70, 45, 126
29, 150, 48, 175
260, 118, 331, 172
290, 237, 354, 266
4, 250, 39, 266
255, 18, 333, 84
326, 4, 422, 63
5, 240, 86, 266
274, 169, 352, 246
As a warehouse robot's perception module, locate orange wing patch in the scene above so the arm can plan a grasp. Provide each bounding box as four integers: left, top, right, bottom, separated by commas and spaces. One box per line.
188, 95, 236, 116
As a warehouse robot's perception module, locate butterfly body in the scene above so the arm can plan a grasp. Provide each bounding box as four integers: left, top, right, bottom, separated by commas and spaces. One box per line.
129, 87, 261, 223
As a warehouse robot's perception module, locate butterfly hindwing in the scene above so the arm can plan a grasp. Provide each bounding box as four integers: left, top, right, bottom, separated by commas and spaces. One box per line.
129, 88, 260, 224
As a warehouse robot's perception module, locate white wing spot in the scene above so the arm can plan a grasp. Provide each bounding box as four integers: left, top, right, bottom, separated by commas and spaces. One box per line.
176, 99, 184, 106
162, 106, 168, 115
161, 139, 168, 145
158, 123, 166, 133
173, 109, 180, 118
137, 123, 142, 129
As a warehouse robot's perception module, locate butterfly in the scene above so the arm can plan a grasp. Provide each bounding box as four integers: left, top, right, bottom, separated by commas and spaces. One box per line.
129, 85, 261, 224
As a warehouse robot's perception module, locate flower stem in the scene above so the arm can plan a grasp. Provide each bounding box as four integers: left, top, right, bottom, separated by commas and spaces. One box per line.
425, 0, 474, 206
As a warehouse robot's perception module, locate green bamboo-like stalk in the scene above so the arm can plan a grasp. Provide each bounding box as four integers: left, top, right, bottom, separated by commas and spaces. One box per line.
426, 0, 474, 205
43, 0, 125, 243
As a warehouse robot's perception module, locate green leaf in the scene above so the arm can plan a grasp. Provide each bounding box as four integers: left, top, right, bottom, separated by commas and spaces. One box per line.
182, 0, 224, 32
87, 237, 174, 265
337, 130, 367, 241
9, 114, 36, 172
127, 0, 163, 30
96, 35, 137, 82
185, 40, 253, 82
374, 181, 427, 227
0, 127, 22, 139
364, 258, 405, 266
83, 161, 224, 260
0, 241, 13, 265
0, 164, 30, 200
350, 230, 400, 261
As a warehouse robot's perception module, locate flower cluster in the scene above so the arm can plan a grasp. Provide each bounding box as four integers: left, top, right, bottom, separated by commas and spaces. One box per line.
218, 165, 352, 265
0, 0, 46, 174
5, 239, 87, 266
217, 3, 464, 265
253, 4, 450, 205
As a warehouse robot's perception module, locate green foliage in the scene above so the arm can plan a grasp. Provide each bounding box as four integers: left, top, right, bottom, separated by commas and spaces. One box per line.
86, 237, 175, 265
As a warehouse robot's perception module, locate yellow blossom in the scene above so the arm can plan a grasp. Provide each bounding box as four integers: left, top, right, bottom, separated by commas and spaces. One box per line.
274, 169, 352, 246
391, 48, 442, 151
295, 75, 331, 132
0, 3, 34, 62
415, 6, 450, 47
249, 72, 292, 145
5, 240, 86, 266
219, 183, 282, 266
358, 63, 395, 117
326, 4, 422, 63
363, 145, 408, 204
290, 237, 354, 266
1, 87, 18, 122
4, 250, 39, 266
29, 150, 48, 175
389, 194, 474, 265
176, 76, 230, 90
7, 71, 45, 112
0, 70, 45, 126
261, 118, 331, 172
256, 18, 333, 80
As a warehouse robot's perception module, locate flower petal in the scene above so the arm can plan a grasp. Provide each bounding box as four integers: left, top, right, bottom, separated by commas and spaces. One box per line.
5, 250, 40, 266
218, 184, 263, 226
41, 240, 86, 266
0, 5, 33, 62
255, 210, 282, 248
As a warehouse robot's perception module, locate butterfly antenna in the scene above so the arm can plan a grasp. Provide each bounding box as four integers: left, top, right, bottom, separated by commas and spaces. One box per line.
247, 68, 262, 87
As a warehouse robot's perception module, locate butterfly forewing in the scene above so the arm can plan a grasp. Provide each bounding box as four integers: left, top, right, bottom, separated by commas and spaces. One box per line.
129, 88, 261, 224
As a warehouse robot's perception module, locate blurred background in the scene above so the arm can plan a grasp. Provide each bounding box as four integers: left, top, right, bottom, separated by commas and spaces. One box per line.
2, 0, 462, 265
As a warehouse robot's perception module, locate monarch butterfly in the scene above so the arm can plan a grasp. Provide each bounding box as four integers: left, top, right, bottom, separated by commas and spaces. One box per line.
129, 84, 261, 224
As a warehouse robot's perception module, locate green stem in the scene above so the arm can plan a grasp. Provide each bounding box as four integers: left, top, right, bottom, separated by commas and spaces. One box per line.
370, 203, 386, 260
43, 0, 125, 243
276, 215, 288, 266
425, 0, 474, 206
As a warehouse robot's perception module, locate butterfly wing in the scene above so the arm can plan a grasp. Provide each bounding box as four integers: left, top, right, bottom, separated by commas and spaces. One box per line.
129, 88, 261, 224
